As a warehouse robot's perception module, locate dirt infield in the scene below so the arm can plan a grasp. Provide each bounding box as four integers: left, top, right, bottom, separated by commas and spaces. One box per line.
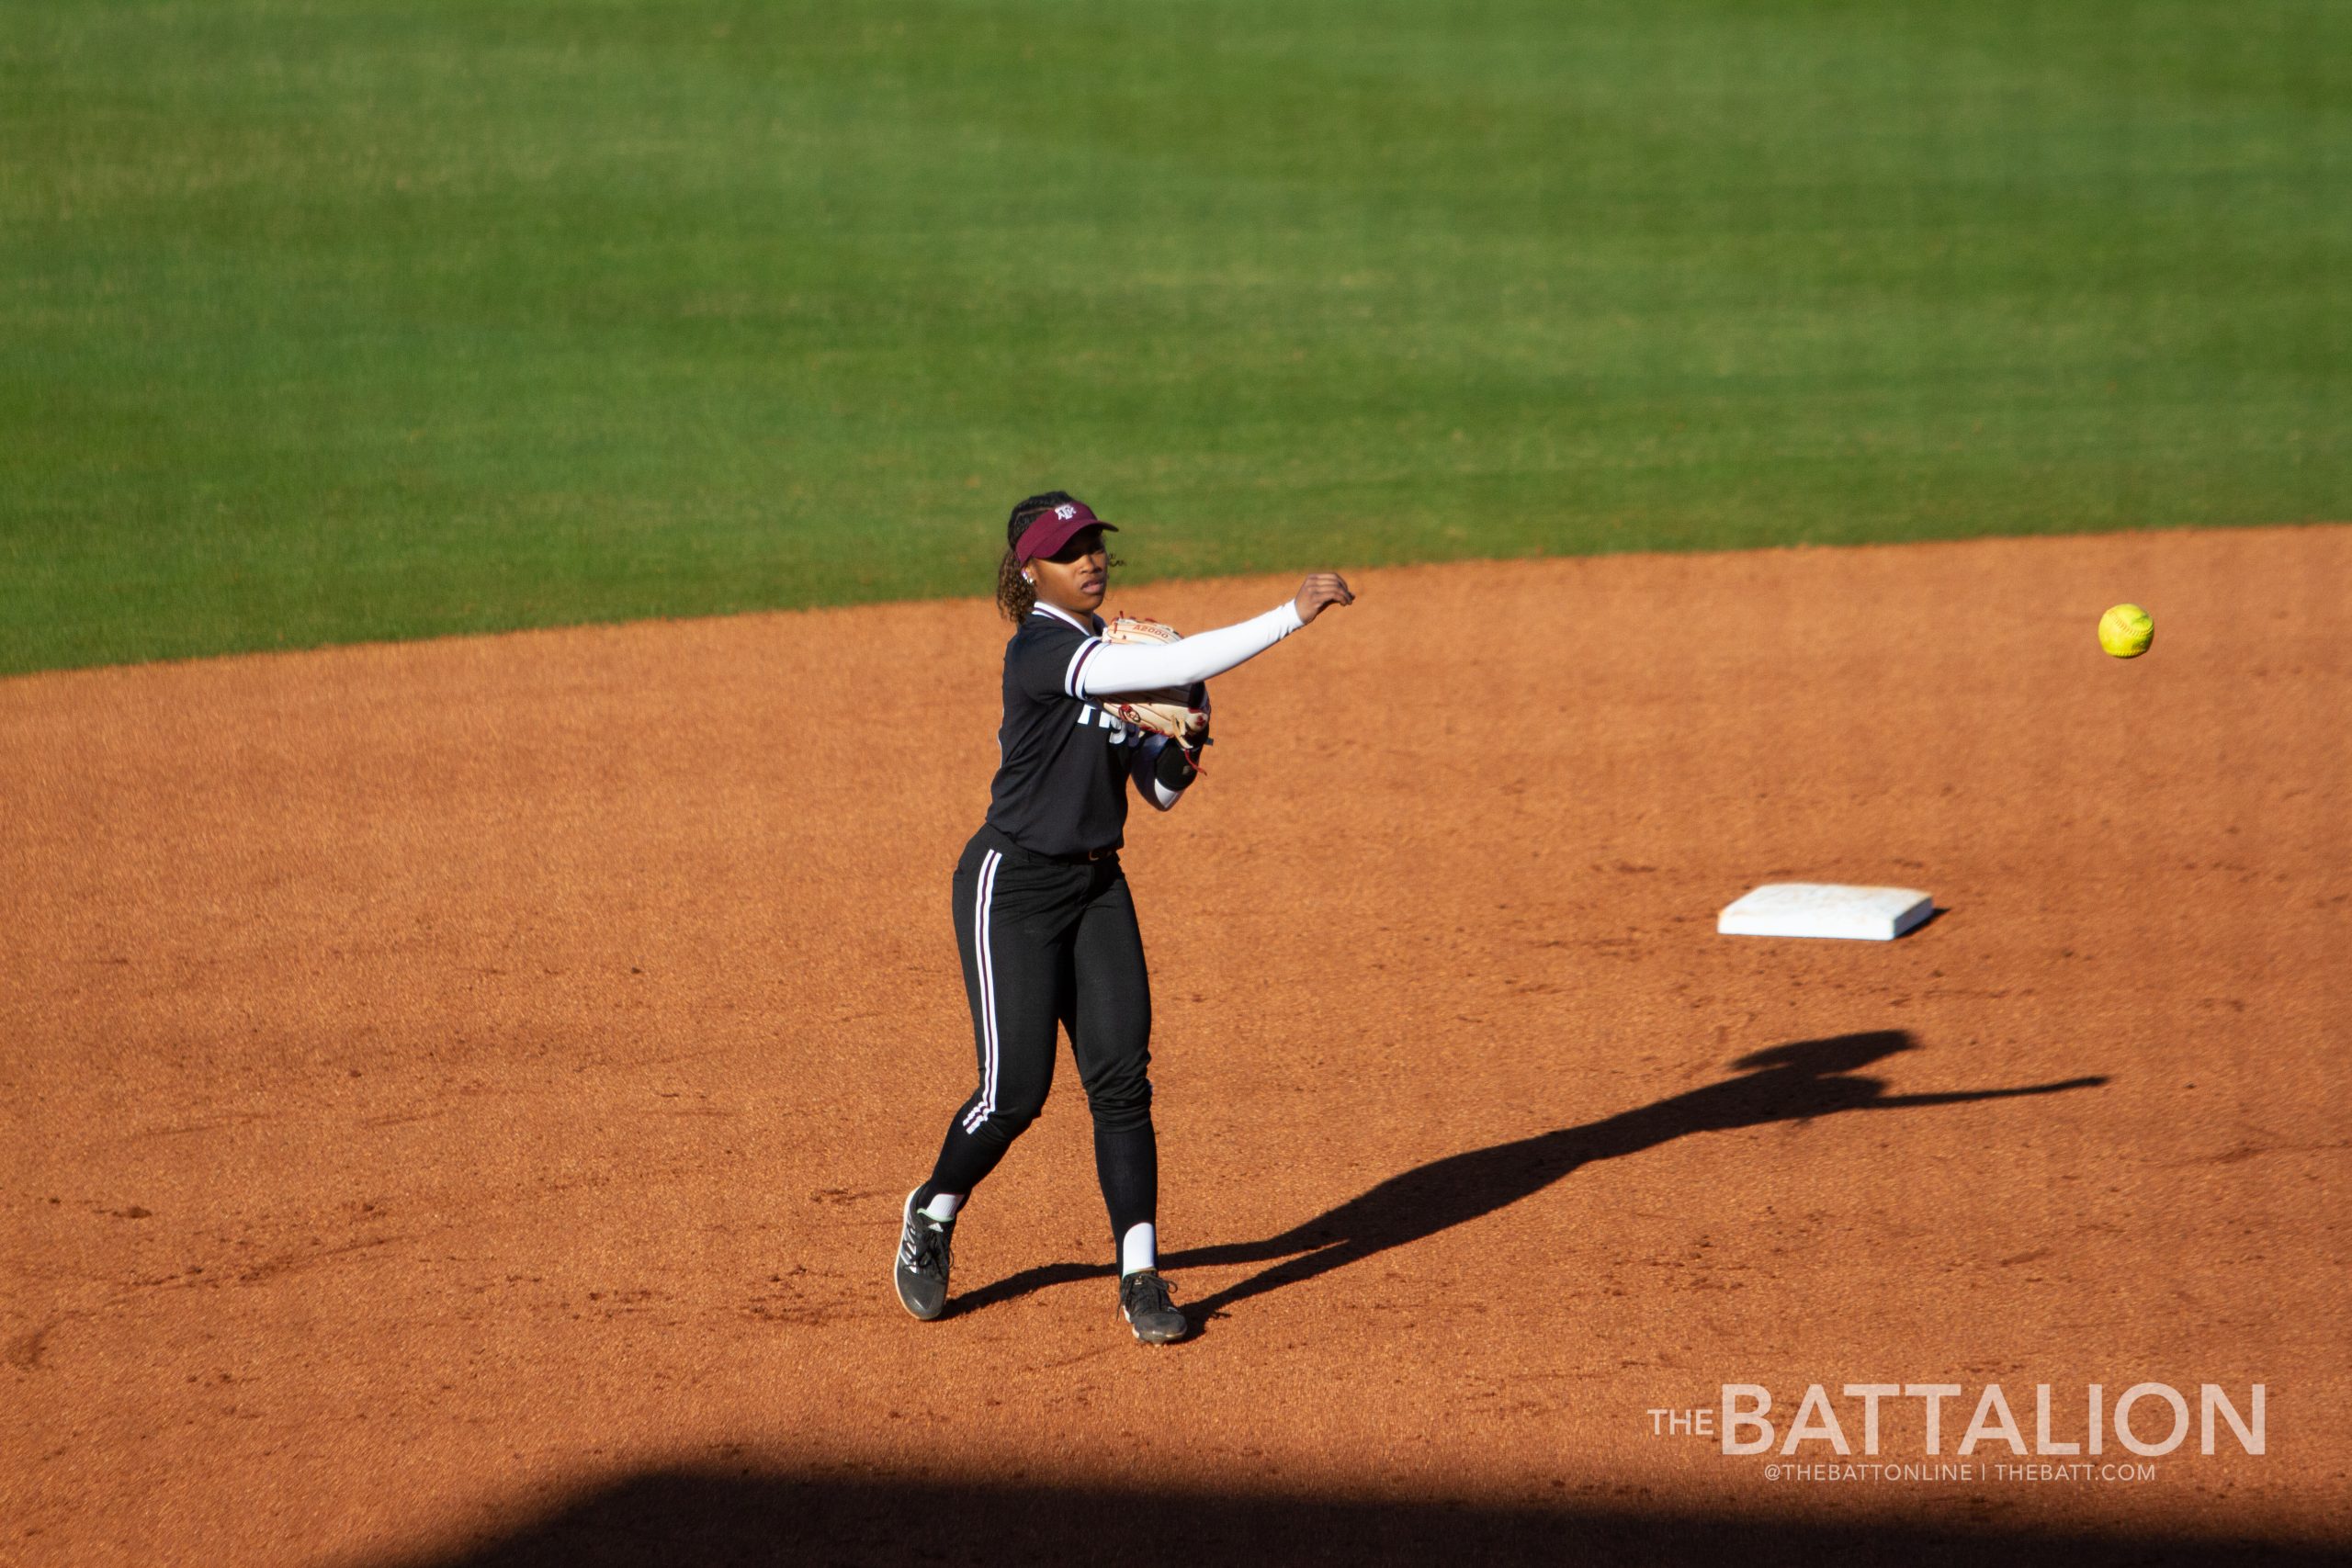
4, 527, 2347, 1564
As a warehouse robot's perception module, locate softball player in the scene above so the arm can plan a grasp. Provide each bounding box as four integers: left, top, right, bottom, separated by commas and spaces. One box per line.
894, 491, 1353, 1344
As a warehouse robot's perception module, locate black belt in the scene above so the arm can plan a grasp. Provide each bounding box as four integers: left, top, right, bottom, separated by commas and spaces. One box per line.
978, 824, 1120, 865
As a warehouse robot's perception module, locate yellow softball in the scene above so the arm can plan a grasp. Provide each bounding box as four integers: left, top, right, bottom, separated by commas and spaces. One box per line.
2098, 603, 2154, 659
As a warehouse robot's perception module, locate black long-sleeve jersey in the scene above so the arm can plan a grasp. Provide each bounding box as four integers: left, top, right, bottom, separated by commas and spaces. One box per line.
983, 604, 1153, 858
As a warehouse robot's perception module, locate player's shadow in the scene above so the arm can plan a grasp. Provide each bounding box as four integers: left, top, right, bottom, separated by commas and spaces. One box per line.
953, 1030, 2106, 1328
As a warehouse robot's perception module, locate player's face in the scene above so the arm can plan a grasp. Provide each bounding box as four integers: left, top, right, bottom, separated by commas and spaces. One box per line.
1029, 526, 1110, 615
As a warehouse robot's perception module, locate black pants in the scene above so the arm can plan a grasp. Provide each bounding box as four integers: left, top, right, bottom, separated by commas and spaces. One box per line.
922, 825, 1158, 1248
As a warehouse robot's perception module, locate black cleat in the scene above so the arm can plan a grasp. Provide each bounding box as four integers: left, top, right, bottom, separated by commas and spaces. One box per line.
1118, 1269, 1187, 1344
894, 1189, 954, 1321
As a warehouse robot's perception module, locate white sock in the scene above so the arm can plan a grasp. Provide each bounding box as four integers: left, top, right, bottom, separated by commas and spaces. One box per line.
922, 1192, 963, 1222
1120, 1222, 1157, 1277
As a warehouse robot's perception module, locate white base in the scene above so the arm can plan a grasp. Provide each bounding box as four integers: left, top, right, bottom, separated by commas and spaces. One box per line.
1718, 883, 1934, 942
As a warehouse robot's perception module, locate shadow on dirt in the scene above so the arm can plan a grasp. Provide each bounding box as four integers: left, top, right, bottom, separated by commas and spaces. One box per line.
379, 1465, 2312, 1567
955, 1030, 2107, 1325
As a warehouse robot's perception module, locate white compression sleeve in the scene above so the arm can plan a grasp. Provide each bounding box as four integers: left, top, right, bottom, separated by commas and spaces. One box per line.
1072, 601, 1306, 696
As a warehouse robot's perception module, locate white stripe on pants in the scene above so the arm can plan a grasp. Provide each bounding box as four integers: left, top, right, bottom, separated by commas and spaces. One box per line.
961, 849, 1002, 1132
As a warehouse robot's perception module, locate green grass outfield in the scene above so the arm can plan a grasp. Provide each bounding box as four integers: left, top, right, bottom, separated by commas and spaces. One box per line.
5, 1, 2346, 673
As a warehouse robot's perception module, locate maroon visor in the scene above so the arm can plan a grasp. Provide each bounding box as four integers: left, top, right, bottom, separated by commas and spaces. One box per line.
1014, 500, 1118, 564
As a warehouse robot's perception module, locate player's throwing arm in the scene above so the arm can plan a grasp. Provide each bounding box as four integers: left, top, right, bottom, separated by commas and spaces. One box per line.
1069, 573, 1354, 696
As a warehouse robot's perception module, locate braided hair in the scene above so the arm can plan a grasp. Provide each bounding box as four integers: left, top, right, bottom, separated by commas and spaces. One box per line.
995, 490, 1123, 621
